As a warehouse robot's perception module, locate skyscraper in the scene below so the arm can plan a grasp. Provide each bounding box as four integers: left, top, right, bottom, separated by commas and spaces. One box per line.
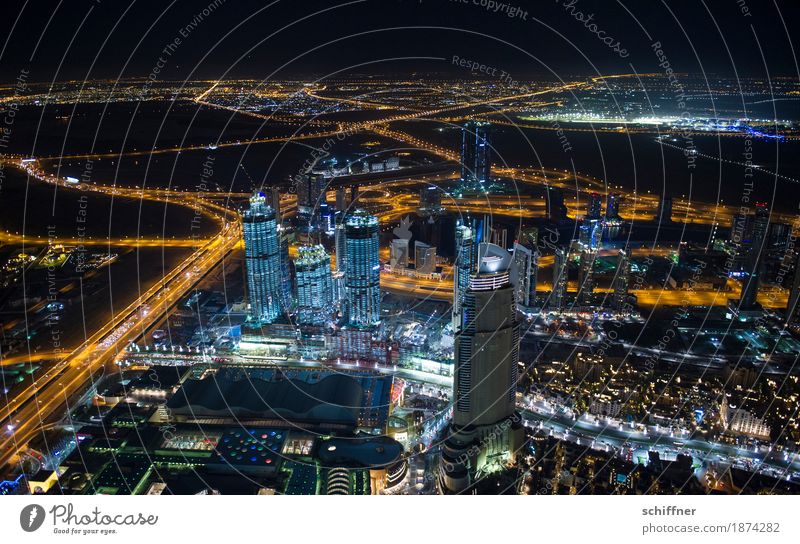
344, 209, 381, 328
546, 186, 568, 223
243, 193, 283, 323
606, 193, 621, 221
587, 192, 603, 220
740, 208, 768, 309
334, 222, 347, 273
294, 245, 333, 325
389, 238, 410, 269
459, 121, 491, 194
613, 248, 631, 314
550, 247, 568, 311
414, 241, 437, 274
657, 195, 673, 224
296, 173, 327, 222
440, 243, 523, 493
419, 186, 443, 216
577, 250, 596, 306
512, 227, 539, 309
453, 223, 477, 329
786, 251, 800, 325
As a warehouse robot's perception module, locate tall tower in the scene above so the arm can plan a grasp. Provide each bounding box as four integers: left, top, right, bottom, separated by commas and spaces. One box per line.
440, 243, 523, 493
545, 186, 568, 223
740, 208, 768, 309
606, 193, 621, 221
453, 223, 477, 328
586, 192, 603, 220
344, 209, 381, 328
612, 248, 631, 314
512, 227, 539, 309
296, 173, 327, 223
294, 245, 333, 326
577, 250, 596, 306
243, 193, 283, 323
459, 121, 491, 194
550, 247, 568, 312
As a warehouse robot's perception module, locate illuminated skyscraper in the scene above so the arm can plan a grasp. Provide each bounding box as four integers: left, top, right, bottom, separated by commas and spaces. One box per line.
453, 223, 477, 328
440, 243, 523, 493
344, 209, 381, 328
459, 121, 491, 194
294, 245, 333, 325
613, 248, 631, 314
296, 173, 327, 222
606, 192, 621, 221
587, 192, 603, 220
419, 186, 443, 216
550, 247, 568, 311
243, 193, 283, 323
577, 250, 596, 306
512, 227, 539, 309
334, 222, 347, 273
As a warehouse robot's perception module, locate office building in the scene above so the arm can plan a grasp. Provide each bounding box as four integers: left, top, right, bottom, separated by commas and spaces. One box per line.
334, 222, 347, 273
294, 245, 333, 325
546, 186, 568, 223
577, 250, 596, 306
440, 243, 523, 493
419, 186, 443, 216
453, 223, 477, 329
550, 247, 568, 311
613, 248, 631, 313
459, 121, 491, 194
512, 227, 539, 309
243, 193, 283, 323
344, 209, 381, 328
415, 242, 437, 274
587, 192, 602, 220
390, 238, 410, 269
296, 173, 327, 222
606, 192, 621, 221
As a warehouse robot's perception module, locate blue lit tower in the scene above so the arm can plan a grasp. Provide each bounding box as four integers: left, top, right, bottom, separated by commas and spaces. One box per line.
294, 244, 333, 325
587, 192, 603, 220
453, 222, 477, 329
344, 209, 381, 328
459, 121, 491, 194
440, 243, 523, 493
243, 193, 283, 323
606, 193, 621, 222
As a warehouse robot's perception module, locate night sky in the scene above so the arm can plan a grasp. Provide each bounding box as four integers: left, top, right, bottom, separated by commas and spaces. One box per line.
1, 0, 799, 83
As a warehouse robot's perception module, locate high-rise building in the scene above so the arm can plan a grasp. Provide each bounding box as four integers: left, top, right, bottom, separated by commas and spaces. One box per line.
419, 186, 443, 216
296, 173, 327, 222
459, 121, 491, 194
440, 243, 523, 493
740, 209, 768, 310
415, 242, 437, 274
344, 209, 381, 328
243, 193, 283, 323
512, 227, 539, 309
334, 222, 347, 273
587, 192, 603, 220
606, 193, 621, 221
613, 248, 631, 313
579, 219, 602, 251
294, 245, 333, 325
265, 186, 282, 224
453, 223, 477, 329
489, 224, 508, 250
550, 247, 568, 311
390, 238, 410, 269
546, 186, 568, 223
577, 250, 596, 306
279, 230, 293, 312
335, 187, 348, 215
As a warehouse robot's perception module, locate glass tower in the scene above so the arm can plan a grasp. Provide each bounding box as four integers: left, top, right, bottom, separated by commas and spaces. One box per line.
453, 223, 477, 329
344, 209, 381, 328
459, 121, 491, 194
294, 244, 333, 325
243, 193, 283, 323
